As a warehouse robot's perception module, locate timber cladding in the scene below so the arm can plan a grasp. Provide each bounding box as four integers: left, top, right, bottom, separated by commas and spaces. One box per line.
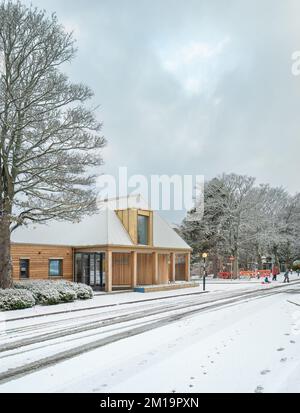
175, 254, 186, 281
11, 244, 73, 281
112, 252, 132, 286
158, 254, 170, 284
137, 253, 153, 285
116, 209, 153, 246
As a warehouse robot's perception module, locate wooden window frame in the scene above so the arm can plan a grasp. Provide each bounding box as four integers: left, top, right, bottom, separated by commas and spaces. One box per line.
137, 214, 149, 246
19, 259, 30, 279
48, 259, 64, 277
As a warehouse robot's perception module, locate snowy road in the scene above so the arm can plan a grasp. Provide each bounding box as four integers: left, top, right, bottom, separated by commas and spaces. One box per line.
0, 278, 300, 393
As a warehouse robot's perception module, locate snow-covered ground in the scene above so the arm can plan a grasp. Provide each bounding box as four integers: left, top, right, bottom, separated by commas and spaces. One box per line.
0, 274, 299, 393
4, 273, 298, 321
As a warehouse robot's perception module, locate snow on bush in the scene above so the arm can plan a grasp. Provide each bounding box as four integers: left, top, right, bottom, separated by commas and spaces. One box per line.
14, 280, 93, 305
69, 282, 93, 300
0, 289, 36, 311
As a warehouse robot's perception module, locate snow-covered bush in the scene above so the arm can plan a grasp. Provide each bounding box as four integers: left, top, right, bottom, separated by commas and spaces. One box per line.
68, 282, 93, 300
14, 280, 93, 305
34, 288, 62, 305
14, 282, 61, 305
54, 283, 77, 303
0, 289, 36, 311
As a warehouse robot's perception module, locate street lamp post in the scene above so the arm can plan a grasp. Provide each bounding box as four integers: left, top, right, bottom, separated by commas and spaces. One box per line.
202, 253, 208, 291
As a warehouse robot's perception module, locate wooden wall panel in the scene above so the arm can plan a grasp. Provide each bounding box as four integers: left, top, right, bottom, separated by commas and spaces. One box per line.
11, 244, 73, 281
116, 209, 153, 246
158, 254, 169, 284
112, 253, 131, 286
175, 254, 186, 281
137, 253, 153, 285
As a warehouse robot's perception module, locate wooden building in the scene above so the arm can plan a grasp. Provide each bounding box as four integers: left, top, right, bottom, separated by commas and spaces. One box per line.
11, 205, 192, 292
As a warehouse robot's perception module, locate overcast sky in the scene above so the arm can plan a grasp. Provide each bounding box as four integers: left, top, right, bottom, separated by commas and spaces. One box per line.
24, 0, 300, 222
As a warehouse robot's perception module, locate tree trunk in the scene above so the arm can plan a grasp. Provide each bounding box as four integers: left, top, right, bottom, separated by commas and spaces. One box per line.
212, 254, 218, 278
256, 245, 262, 270
233, 248, 239, 279
0, 217, 12, 289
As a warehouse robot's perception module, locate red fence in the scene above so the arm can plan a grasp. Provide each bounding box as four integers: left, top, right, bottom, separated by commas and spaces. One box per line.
218, 270, 271, 279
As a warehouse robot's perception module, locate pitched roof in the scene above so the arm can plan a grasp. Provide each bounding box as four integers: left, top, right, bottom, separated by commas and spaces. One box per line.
11, 209, 134, 247
12, 209, 191, 250
153, 212, 190, 249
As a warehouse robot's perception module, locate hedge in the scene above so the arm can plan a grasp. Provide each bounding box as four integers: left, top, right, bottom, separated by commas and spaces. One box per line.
0, 280, 93, 311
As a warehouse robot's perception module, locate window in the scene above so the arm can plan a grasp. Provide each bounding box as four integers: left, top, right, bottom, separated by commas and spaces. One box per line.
137, 215, 149, 245
20, 259, 30, 279
49, 259, 63, 277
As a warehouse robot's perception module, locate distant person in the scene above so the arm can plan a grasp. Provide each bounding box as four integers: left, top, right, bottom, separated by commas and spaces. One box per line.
283, 270, 290, 283
256, 272, 260, 280
297, 269, 300, 277
272, 272, 277, 281
264, 276, 271, 284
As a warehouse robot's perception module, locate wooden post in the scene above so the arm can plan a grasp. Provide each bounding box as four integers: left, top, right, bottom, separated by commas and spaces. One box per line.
131, 251, 137, 288
105, 250, 113, 292
152, 251, 158, 285
185, 253, 191, 282
170, 252, 176, 283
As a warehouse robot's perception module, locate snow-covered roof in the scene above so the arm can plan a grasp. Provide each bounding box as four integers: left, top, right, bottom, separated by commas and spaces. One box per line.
12, 209, 133, 247
153, 212, 190, 250
12, 209, 191, 250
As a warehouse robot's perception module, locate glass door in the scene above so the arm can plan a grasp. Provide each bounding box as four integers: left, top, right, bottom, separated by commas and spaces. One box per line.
75, 253, 104, 290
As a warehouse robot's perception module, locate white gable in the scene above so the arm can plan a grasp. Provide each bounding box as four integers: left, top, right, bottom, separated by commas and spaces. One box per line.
153, 212, 191, 250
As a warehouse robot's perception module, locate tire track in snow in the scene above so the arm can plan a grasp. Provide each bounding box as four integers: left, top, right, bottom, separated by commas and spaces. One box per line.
0, 285, 296, 384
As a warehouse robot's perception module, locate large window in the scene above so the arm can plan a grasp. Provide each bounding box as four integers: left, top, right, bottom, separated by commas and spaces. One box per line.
138, 215, 149, 245
49, 259, 63, 277
20, 259, 30, 279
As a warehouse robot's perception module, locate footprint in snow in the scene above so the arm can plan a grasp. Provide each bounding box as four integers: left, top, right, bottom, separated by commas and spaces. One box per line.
284, 333, 290, 336
260, 369, 271, 375
139, 360, 147, 366
290, 340, 296, 344
254, 385, 264, 393
280, 358, 287, 363
277, 348, 285, 352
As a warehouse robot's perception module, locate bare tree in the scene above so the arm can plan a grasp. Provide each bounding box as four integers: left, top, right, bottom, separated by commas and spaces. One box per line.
0, 2, 106, 288
181, 171, 300, 278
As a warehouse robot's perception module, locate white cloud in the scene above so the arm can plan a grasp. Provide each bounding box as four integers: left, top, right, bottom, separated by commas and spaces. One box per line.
160, 36, 231, 96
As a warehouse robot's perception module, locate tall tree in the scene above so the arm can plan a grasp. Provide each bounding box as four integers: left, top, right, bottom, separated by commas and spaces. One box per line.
181, 172, 300, 277
0, 2, 105, 288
